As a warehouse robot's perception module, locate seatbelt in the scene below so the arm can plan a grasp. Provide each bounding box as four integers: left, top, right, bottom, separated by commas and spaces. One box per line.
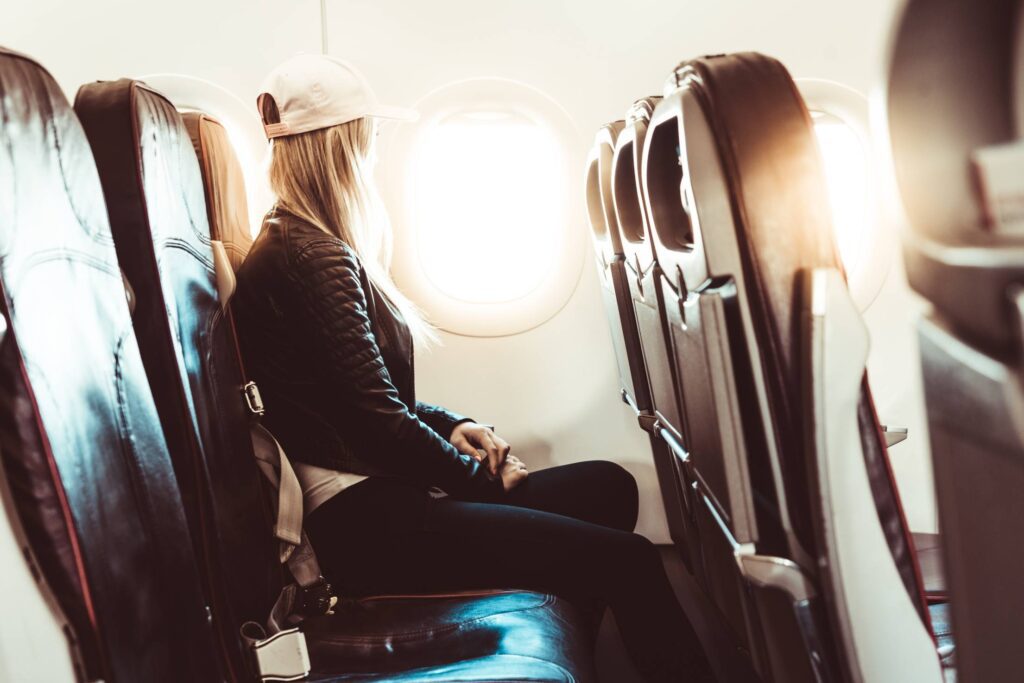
210, 241, 334, 679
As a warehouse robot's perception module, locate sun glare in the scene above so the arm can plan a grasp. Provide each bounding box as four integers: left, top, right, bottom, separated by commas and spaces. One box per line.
812, 112, 870, 276
408, 111, 566, 304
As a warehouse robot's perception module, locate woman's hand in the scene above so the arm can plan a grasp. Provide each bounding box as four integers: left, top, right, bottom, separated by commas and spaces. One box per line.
500, 455, 529, 492
450, 422, 511, 476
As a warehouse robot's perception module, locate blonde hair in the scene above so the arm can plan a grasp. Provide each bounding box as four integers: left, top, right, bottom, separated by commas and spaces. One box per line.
267, 118, 434, 346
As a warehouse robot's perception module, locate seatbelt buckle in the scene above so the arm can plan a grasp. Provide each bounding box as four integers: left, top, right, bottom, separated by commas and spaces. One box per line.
295, 577, 338, 618
243, 381, 266, 416
241, 623, 311, 682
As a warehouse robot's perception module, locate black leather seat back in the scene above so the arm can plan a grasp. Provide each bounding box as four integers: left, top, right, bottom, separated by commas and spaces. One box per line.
75, 79, 280, 680
887, 1, 1024, 679
183, 112, 254, 270
0, 48, 221, 682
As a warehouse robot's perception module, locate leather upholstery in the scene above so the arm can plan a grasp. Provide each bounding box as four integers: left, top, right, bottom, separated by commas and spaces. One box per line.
0, 48, 221, 681
304, 591, 593, 682
80, 78, 593, 681
75, 78, 281, 680
183, 112, 253, 271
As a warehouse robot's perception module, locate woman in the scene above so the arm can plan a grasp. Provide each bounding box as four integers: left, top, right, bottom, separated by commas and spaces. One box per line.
232, 54, 715, 683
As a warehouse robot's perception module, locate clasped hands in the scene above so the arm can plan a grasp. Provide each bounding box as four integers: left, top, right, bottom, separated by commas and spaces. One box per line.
450, 421, 528, 491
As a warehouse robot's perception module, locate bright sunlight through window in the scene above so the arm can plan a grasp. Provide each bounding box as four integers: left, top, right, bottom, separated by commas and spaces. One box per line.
409, 111, 566, 305
811, 112, 870, 277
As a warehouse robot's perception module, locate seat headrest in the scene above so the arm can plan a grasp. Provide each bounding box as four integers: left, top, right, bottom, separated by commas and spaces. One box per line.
585, 121, 625, 257
183, 112, 254, 272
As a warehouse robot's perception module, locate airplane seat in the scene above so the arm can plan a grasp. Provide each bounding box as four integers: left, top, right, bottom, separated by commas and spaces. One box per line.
643, 58, 816, 680
886, 0, 1024, 679
76, 79, 595, 682
183, 112, 253, 272
74, 78, 281, 680
610, 99, 688, 445
0, 47, 222, 681
585, 121, 647, 415
643, 52, 946, 682
608, 97, 704, 578
585, 120, 695, 567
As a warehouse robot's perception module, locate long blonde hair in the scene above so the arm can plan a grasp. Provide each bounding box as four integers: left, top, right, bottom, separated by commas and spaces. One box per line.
267, 117, 434, 345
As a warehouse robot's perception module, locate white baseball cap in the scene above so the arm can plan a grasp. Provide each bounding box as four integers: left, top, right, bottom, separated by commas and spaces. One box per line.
257, 54, 418, 139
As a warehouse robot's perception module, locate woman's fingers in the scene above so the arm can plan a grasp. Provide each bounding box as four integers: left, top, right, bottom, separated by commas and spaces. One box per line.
481, 431, 508, 475
500, 461, 529, 491
448, 423, 514, 475
450, 433, 482, 460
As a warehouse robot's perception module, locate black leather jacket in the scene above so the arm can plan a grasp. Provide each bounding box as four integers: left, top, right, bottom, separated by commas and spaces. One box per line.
232, 209, 504, 502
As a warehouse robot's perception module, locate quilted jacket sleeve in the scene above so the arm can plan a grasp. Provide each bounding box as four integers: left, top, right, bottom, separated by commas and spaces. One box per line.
415, 402, 473, 440
287, 238, 503, 502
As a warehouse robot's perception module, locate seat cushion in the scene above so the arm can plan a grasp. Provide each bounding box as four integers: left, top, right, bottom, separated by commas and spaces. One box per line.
304, 591, 595, 682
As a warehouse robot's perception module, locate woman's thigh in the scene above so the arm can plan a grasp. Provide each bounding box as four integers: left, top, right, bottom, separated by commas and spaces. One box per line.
310, 480, 653, 601
501, 460, 639, 533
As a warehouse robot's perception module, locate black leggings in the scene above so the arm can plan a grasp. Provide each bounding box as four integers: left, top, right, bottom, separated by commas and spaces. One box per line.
306, 461, 714, 683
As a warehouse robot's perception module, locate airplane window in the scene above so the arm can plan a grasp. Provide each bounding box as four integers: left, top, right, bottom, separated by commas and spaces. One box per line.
410, 110, 564, 304
812, 111, 870, 278
797, 79, 887, 312
384, 79, 585, 337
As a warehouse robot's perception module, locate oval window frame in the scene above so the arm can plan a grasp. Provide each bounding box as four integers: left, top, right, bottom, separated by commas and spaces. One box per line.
797, 78, 891, 312
381, 78, 586, 337
139, 73, 272, 235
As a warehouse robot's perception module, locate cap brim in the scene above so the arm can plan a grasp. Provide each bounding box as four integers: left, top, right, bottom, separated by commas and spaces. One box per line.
367, 103, 419, 122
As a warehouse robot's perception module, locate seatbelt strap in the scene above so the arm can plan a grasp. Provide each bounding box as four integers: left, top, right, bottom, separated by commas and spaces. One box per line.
249, 423, 303, 558
210, 241, 336, 631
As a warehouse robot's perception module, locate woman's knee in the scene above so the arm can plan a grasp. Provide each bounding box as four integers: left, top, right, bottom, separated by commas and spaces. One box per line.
585, 460, 639, 531
602, 529, 663, 581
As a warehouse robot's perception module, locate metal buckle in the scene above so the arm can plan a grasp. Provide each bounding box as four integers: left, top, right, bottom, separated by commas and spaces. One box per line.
295, 577, 337, 618
243, 624, 310, 682
243, 381, 266, 416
